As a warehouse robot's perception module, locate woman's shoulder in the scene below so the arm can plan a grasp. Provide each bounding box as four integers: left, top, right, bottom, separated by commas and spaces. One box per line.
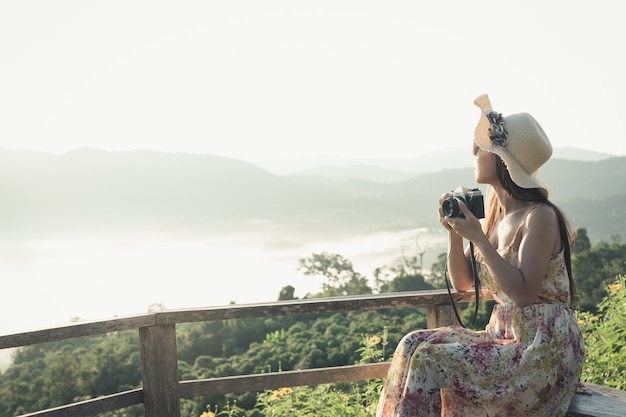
523, 203, 561, 250
525, 203, 558, 225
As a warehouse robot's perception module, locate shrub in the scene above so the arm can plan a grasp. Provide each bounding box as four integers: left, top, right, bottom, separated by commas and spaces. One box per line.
252, 329, 388, 417
577, 275, 626, 390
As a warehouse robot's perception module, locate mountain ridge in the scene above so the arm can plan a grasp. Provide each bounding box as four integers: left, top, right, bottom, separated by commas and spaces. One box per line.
0, 147, 623, 242
254, 146, 616, 182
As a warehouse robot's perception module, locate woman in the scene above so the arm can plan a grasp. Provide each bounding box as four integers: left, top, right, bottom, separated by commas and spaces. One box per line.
376, 94, 584, 417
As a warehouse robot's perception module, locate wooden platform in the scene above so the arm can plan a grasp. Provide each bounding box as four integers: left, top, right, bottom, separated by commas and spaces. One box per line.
567, 383, 626, 417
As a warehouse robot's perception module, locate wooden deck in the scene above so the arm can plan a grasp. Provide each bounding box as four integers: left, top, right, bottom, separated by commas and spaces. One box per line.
567, 383, 626, 417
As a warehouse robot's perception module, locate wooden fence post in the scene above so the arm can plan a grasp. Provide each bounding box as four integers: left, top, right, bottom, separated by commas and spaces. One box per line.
427, 304, 460, 328
139, 324, 181, 417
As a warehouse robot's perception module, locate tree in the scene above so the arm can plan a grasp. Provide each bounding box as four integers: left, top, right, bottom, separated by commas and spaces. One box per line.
278, 285, 296, 301
298, 252, 371, 297
428, 252, 448, 288
381, 274, 433, 293
399, 233, 433, 275
573, 228, 591, 253
374, 232, 441, 293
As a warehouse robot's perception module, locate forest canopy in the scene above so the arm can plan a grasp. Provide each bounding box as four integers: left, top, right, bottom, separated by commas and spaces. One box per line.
0, 229, 624, 416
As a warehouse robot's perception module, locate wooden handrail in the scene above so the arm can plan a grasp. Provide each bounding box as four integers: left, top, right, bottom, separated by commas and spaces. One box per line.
1, 289, 483, 350
18, 391, 143, 417
0, 314, 155, 350
2, 289, 624, 417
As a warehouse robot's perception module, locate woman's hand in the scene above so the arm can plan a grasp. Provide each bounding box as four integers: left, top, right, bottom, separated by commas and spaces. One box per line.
438, 192, 454, 232
443, 199, 484, 242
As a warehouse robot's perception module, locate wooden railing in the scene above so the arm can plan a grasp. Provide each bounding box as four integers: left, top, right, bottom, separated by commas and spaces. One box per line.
1, 289, 624, 417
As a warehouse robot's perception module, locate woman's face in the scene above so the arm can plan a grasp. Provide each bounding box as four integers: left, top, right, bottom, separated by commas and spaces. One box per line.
473, 144, 497, 184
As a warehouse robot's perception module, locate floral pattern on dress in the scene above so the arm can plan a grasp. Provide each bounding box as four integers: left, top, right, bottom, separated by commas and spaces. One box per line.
376, 247, 584, 417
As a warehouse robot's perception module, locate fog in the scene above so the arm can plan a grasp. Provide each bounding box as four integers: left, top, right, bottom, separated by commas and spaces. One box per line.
0, 227, 445, 336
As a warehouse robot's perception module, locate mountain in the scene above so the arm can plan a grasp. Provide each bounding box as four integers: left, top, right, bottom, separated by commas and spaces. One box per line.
255, 147, 474, 178
292, 164, 415, 183
0, 147, 354, 238
0, 147, 623, 242
255, 147, 615, 182
551, 147, 614, 161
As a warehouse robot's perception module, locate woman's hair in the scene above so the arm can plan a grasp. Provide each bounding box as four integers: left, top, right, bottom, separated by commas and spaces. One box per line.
483, 155, 577, 304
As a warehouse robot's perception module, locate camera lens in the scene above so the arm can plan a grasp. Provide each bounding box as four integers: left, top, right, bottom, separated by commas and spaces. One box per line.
442, 198, 461, 218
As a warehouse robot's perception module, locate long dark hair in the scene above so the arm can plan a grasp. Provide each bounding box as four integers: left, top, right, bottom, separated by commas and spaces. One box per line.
483, 155, 577, 304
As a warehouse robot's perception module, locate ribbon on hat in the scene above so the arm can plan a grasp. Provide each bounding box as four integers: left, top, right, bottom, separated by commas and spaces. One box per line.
487, 111, 508, 147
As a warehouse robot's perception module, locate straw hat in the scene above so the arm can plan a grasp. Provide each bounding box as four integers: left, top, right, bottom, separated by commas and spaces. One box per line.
473, 94, 552, 196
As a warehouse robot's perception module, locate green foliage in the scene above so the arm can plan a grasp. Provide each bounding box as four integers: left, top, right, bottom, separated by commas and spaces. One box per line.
298, 252, 371, 297
381, 274, 434, 293
254, 331, 388, 417
196, 401, 247, 417
255, 383, 377, 417
573, 228, 591, 253
460, 300, 496, 331
577, 275, 626, 390
428, 252, 448, 288
572, 233, 626, 313
0, 331, 142, 416
171, 304, 423, 414
2, 236, 625, 416
278, 285, 296, 301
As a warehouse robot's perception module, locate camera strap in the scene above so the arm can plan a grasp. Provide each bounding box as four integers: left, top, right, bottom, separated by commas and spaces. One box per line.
444, 241, 480, 329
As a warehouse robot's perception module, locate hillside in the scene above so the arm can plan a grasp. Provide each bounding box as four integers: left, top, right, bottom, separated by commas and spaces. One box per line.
255, 146, 615, 179
0, 147, 623, 242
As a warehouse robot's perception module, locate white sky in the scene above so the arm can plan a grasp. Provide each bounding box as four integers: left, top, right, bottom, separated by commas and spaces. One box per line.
1, 0, 625, 161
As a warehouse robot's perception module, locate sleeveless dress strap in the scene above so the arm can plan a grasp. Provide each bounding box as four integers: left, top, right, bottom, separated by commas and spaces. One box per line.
507, 205, 540, 249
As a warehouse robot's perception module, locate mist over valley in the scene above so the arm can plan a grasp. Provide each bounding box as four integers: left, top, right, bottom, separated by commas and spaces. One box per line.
0, 146, 623, 336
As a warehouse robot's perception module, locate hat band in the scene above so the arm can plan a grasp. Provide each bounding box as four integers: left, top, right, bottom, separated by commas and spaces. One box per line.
487, 111, 508, 147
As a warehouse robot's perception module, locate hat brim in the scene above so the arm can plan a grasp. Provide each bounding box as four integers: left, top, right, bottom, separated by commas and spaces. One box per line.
489, 146, 552, 198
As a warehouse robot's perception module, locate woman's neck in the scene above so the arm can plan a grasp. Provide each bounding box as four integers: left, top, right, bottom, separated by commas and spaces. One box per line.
492, 186, 534, 215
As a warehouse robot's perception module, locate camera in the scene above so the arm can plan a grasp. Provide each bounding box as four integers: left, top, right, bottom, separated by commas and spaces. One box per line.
442, 187, 485, 219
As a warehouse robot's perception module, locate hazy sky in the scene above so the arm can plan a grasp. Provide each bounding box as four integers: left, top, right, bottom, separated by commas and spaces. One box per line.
1, 0, 625, 161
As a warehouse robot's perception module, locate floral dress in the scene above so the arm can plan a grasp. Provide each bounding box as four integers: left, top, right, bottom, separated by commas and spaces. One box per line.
376, 230, 585, 416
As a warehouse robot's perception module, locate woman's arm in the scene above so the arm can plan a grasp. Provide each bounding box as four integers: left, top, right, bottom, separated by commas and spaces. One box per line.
439, 194, 474, 291
451, 203, 558, 308
447, 232, 474, 291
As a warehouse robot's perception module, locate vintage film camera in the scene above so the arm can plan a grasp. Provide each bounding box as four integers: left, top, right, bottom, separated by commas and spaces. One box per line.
441, 187, 485, 219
